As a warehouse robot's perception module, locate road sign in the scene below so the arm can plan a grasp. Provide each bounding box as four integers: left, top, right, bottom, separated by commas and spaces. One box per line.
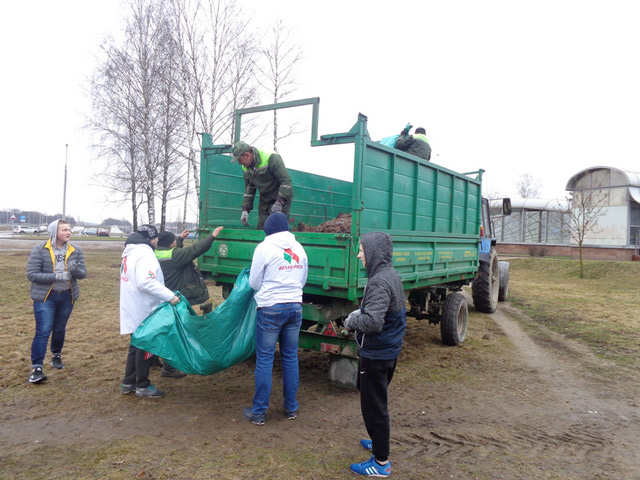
10, 215, 16, 221
20, 215, 26, 223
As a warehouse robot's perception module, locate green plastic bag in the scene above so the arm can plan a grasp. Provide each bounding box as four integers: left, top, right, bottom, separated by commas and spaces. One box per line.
131, 268, 256, 375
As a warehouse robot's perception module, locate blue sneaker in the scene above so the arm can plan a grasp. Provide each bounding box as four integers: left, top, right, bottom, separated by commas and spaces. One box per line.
350, 455, 391, 477
360, 439, 373, 451
135, 384, 164, 398
243, 407, 265, 426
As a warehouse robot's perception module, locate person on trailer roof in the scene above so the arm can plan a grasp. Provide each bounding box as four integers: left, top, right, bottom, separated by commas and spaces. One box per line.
395, 126, 432, 161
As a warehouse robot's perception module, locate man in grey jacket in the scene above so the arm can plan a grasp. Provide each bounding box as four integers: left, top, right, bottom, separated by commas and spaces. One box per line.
26, 219, 86, 383
343, 232, 406, 477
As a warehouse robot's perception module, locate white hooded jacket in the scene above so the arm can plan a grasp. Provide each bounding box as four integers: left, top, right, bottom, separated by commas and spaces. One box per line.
119, 240, 175, 334
249, 230, 308, 308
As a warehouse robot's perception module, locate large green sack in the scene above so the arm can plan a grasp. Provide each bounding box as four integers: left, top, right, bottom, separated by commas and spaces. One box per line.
131, 268, 256, 375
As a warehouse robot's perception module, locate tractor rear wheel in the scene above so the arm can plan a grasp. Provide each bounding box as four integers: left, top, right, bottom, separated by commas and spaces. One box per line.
472, 248, 499, 313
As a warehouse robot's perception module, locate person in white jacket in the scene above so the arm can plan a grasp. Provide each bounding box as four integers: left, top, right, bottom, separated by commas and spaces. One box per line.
243, 212, 308, 425
119, 224, 179, 398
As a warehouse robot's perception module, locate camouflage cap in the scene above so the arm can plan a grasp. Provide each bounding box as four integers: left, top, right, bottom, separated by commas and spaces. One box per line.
231, 141, 251, 163
137, 224, 158, 240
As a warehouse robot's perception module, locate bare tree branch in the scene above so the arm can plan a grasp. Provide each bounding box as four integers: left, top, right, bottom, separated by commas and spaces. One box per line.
516, 174, 542, 198
565, 189, 608, 278
256, 19, 303, 150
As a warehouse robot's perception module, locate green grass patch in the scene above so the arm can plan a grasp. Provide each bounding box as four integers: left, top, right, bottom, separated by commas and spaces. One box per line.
507, 257, 640, 369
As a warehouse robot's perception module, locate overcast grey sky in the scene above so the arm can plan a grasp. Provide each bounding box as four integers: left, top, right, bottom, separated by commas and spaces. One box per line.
2, 0, 639, 224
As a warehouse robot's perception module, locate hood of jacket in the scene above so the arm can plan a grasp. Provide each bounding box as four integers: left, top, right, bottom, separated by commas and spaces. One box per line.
48, 219, 62, 245
361, 232, 393, 278
125, 232, 153, 248
264, 230, 297, 250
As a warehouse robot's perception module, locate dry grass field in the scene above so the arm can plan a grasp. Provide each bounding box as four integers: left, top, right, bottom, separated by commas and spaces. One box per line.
1, 239, 639, 479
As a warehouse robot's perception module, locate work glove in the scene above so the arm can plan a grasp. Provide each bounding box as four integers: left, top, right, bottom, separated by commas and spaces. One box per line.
67, 260, 80, 275
400, 122, 412, 137
241, 211, 249, 227
56, 271, 72, 282
343, 309, 361, 331
270, 200, 283, 213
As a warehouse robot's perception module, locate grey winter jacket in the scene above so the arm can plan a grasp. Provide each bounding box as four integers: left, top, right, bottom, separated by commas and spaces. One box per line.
27, 222, 86, 303
348, 232, 407, 360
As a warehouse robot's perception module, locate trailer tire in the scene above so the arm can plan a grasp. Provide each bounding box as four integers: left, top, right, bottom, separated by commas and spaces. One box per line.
221, 283, 233, 300
472, 248, 499, 313
498, 261, 510, 301
441, 292, 468, 346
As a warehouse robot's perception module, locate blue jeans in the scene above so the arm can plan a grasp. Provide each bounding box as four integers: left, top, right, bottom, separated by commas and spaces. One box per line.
252, 303, 302, 416
31, 290, 74, 367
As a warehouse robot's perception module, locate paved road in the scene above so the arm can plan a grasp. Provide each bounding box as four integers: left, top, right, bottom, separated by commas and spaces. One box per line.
0, 237, 124, 252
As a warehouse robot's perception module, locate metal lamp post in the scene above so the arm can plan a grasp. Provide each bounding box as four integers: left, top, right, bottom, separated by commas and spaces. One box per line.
63, 144, 68, 219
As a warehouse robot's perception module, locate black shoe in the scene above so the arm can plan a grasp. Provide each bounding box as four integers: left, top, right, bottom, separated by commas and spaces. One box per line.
28, 367, 47, 383
200, 302, 213, 314
150, 355, 164, 368
161, 364, 186, 378
50, 354, 64, 369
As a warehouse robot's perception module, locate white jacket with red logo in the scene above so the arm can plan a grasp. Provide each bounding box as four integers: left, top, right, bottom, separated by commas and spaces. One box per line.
119, 240, 175, 334
249, 231, 308, 308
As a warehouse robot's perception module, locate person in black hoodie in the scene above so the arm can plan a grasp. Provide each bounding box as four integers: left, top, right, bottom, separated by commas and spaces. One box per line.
155, 227, 223, 309
343, 232, 406, 477
154, 226, 223, 378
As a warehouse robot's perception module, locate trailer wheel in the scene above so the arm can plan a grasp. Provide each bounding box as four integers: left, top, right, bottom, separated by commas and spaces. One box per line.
441, 292, 468, 346
498, 261, 510, 301
472, 248, 499, 313
221, 283, 233, 299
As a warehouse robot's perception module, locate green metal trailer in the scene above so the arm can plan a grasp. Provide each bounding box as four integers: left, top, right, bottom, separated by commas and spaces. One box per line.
197, 98, 500, 386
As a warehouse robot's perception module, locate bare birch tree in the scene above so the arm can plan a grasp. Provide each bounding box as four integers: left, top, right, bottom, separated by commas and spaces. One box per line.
257, 19, 302, 151
566, 189, 608, 278
169, 0, 259, 201
125, 0, 169, 225
516, 173, 542, 198
88, 35, 147, 230
154, 11, 189, 232
89, 0, 268, 228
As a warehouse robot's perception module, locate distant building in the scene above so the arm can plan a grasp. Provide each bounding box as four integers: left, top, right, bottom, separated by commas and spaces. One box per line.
565, 166, 640, 248
491, 198, 570, 245
491, 166, 640, 260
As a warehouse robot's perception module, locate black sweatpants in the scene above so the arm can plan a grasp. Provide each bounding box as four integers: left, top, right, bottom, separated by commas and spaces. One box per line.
122, 339, 153, 389
357, 356, 397, 462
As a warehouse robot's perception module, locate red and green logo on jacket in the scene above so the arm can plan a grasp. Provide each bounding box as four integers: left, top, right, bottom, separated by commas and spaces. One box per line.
280, 248, 302, 270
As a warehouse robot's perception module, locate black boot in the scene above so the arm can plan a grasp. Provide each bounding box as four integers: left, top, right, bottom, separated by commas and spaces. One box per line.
161, 363, 186, 378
